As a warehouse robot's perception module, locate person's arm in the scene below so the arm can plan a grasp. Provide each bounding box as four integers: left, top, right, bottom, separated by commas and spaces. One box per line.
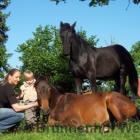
11, 101, 38, 112
16, 91, 24, 99
17, 85, 25, 99
6, 84, 38, 112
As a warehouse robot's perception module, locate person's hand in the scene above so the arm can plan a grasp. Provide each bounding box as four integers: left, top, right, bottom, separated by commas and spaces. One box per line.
16, 96, 20, 99
31, 101, 38, 107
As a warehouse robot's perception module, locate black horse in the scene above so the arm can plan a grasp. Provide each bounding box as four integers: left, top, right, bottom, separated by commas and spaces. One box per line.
60, 22, 138, 97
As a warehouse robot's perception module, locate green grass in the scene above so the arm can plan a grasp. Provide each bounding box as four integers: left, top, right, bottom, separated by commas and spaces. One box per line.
1, 122, 140, 140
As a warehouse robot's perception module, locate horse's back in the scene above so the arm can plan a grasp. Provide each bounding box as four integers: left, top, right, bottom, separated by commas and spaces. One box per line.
94, 44, 131, 78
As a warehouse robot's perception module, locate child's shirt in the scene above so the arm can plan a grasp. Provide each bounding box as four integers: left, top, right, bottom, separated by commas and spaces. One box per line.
20, 79, 37, 102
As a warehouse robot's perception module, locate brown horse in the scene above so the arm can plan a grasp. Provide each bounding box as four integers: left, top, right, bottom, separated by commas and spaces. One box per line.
35, 78, 137, 127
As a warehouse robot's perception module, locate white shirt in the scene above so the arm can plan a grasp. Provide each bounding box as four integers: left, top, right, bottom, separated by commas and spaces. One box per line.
20, 79, 37, 102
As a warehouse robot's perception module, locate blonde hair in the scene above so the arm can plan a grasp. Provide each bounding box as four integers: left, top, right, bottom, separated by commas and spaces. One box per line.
23, 70, 34, 80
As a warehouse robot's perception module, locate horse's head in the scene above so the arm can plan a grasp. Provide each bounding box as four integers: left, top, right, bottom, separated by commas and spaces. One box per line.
60, 21, 76, 56
34, 76, 51, 113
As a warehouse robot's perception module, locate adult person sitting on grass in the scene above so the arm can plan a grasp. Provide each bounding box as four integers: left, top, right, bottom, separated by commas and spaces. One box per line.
0, 69, 38, 133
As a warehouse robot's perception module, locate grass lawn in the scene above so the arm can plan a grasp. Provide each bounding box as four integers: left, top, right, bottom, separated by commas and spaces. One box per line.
0, 121, 140, 140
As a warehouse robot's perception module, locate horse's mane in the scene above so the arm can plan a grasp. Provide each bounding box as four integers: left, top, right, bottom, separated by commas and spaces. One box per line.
75, 32, 96, 50
61, 23, 96, 50
34, 75, 47, 87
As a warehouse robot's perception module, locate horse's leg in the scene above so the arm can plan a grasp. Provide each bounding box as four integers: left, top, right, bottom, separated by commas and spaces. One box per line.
115, 76, 126, 96
88, 75, 96, 93
120, 66, 127, 95
55, 109, 82, 127
114, 76, 120, 92
48, 116, 59, 126
90, 81, 97, 93
107, 104, 123, 123
75, 78, 82, 94
62, 115, 82, 127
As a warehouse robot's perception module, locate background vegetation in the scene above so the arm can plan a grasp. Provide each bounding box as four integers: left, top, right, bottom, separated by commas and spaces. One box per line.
0, 0, 11, 78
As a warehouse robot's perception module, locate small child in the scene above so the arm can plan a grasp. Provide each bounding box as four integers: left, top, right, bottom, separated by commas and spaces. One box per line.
20, 70, 38, 129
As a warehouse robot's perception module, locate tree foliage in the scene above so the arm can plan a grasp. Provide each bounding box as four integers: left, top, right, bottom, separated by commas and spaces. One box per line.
77, 29, 99, 47
17, 25, 98, 91
17, 25, 72, 90
50, 0, 140, 7
130, 41, 140, 76
0, 0, 10, 43
0, 0, 11, 78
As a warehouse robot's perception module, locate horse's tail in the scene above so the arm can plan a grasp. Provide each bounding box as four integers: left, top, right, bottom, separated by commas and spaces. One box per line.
116, 44, 138, 96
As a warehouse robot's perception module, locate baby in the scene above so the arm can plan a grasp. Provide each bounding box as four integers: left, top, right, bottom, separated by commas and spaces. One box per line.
20, 70, 38, 129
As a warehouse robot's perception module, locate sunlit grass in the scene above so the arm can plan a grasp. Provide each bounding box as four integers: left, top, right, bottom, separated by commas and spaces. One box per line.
1, 121, 140, 140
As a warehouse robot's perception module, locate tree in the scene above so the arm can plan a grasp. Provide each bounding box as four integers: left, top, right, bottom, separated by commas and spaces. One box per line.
17, 25, 73, 91
0, 0, 10, 43
78, 29, 99, 47
130, 41, 140, 76
50, 0, 140, 7
0, 0, 11, 78
17, 25, 98, 92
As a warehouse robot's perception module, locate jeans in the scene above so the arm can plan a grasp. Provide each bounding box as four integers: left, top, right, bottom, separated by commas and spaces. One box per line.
0, 108, 24, 132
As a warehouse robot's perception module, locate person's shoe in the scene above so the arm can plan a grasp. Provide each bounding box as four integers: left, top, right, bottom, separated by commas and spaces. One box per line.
24, 124, 32, 131
24, 123, 37, 131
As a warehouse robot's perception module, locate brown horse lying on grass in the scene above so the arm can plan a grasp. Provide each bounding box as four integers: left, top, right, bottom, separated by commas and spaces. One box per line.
35, 78, 137, 127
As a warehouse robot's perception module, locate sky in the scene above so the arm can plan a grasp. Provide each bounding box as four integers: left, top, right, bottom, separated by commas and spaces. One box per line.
5, 0, 140, 68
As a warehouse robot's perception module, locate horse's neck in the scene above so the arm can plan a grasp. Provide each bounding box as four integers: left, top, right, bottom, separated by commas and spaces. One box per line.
70, 37, 81, 60
49, 87, 62, 110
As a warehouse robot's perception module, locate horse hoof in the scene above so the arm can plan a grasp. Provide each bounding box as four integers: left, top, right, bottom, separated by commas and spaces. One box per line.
102, 126, 109, 133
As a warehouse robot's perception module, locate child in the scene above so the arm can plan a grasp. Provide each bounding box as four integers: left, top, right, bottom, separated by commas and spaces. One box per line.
20, 70, 38, 129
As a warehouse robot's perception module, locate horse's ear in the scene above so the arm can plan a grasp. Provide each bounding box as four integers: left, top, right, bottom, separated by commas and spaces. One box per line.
60, 21, 64, 27
35, 75, 49, 83
71, 22, 76, 29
